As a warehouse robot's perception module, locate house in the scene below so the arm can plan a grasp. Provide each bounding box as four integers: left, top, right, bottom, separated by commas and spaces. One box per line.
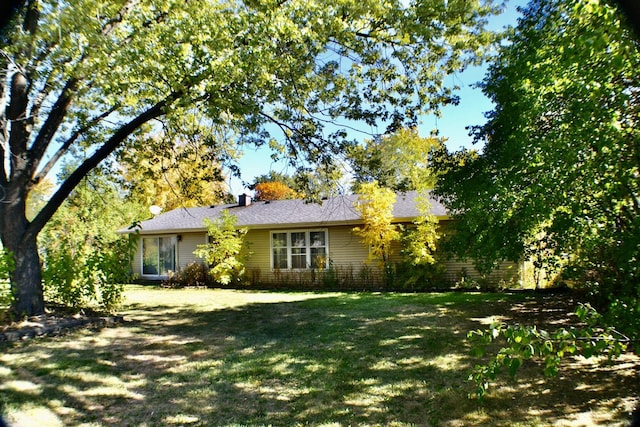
121, 191, 523, 288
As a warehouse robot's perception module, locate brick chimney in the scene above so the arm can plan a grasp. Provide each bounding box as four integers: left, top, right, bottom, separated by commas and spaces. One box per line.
238, 193, 252, 207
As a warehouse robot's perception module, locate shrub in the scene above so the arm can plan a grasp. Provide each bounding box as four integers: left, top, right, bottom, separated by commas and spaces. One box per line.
394, 260, 446, 291
42, 235, 134, 313
320, 261, 339, 289
0, 248, 14, 321
43, 248, 97, 310
162, 262, 212, 288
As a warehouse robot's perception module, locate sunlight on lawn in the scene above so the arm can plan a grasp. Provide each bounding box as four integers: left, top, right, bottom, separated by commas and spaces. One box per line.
1, 287, 638, 426
2, 380, 41, 395
164, 414, 200, 425
5, 405, 64, 427
123, 285, 340, 311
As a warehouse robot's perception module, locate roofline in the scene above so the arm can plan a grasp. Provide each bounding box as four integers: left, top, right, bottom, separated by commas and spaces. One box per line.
118, 227, 207, 235
117, 214, 452, 235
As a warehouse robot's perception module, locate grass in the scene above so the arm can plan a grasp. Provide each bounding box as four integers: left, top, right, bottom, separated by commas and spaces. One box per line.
0, 286, 638, 426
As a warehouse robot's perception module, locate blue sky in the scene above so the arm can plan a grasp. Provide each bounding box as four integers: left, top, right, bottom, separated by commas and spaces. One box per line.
228, 0, 528, 195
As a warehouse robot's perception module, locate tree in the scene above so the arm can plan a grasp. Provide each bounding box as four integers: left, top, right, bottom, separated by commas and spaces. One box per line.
435, 0, 640, 394
194, 211, 248, 285
250, 169, 345, 200
0, 1, 25, 33
348, 128, 443, 192
120, 131, 232, 211
353, 182, 400, 266
25, 178, 55, 220
615, 0, 640, 39
1, 0, 499, 316
350, 128, 444, 266
249, 171, 297, 192
253, 181, 297, 201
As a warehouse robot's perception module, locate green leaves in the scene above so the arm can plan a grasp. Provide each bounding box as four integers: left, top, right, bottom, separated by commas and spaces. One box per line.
437, 0, 640, 338
194, 211, 248, 285
348, 128, 443, 193
2, 0, 500, 196
39, 170, 142, 312
0, 248, 15, 281
348, 128, 443, 268
0, 249, 15, 315
467, 303, 630, 400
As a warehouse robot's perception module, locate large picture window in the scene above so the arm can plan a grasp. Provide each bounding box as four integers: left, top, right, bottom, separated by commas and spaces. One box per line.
142, 236, 176, 275
271, 230, 328, 270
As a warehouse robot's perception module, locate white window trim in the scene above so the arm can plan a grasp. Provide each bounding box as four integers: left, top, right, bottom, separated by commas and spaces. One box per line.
141, 235, 178, 277
270, 229, 329, 271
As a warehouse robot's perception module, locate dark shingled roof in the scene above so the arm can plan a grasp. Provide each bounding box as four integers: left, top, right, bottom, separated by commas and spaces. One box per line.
123, 191, 448, 235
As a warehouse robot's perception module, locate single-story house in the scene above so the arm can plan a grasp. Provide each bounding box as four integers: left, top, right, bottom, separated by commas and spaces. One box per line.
120, 192, 524, 288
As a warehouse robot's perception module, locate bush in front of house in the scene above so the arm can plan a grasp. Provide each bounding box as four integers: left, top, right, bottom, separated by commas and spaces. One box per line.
162, 262, 213, 288
194, 212, 249, 286
392, 260, 447, 291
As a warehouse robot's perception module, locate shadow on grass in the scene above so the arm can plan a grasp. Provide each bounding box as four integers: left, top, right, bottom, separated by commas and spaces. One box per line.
1, 291, 638, 426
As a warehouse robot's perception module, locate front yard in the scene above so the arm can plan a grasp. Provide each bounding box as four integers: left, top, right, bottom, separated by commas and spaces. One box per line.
1, 286, 638, 426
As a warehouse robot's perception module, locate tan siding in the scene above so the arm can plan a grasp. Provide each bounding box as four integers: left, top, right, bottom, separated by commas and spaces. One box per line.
244, 229, 271, 274
178, 232, 208, 270
328, 225, 369, 269
131, 238, 142, 276
441, 258, 521, 286
131, 219, 524, 287
243, 226, 373, 283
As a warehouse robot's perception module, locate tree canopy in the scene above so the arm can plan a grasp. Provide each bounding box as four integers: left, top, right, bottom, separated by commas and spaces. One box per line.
348, 127, 444, 192
0, 0, 499, 315
253, 181, 298, 201
353, 182, 400, 266
437, 0, 640, 336
120, 132, 232, 211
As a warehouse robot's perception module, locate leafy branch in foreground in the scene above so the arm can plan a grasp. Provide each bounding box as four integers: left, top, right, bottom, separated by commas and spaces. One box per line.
467, 303, 632, 400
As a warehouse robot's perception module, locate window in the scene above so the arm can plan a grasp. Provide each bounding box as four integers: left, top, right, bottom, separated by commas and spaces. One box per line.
271, 230, 328, 270
142, 236, 176, 275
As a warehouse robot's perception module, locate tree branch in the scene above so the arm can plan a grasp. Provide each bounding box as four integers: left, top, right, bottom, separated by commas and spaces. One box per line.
26, 93, 179, 242
27, 73, 55, 123
25, 78, 77, 186
34, 105, 118, 184
102, 0, 138, 36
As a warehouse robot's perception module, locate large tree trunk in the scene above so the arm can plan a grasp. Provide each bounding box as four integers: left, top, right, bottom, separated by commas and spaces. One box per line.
1, 67, 44, 317
2, 179, 45, 316
9, 235, 44, 317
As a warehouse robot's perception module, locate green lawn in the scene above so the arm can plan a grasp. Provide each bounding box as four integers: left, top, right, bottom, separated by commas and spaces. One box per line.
1, 286, 638, 426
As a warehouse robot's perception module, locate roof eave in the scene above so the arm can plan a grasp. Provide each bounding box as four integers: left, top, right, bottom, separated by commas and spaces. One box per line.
116, 214, 453, 235
118, 227, 208, 235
